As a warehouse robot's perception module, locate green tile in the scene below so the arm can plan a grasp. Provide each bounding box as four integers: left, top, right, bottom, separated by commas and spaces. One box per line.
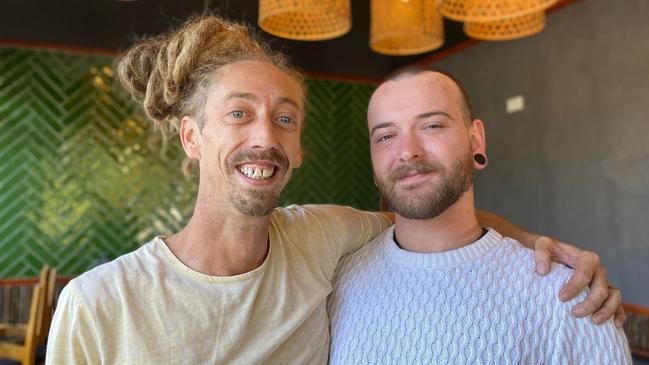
0, 47, 380, 277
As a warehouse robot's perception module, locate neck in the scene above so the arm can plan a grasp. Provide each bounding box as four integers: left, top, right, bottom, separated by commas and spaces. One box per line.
165, 186, 271, 276
394, 188, 482, 253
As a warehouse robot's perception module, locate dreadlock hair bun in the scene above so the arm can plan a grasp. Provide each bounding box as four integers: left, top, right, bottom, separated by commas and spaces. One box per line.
118, 15, 304, 129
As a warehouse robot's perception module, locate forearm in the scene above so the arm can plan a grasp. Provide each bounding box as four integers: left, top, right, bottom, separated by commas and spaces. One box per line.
476, 209, 540, 249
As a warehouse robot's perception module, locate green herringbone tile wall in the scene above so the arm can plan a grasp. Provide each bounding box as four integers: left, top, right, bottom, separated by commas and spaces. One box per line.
281, 78, 378, 209
0, 46, 380, 278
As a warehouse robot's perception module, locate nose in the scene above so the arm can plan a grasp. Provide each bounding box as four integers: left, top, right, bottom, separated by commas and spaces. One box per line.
249, 117, 280, 151
397, 132, 425, 162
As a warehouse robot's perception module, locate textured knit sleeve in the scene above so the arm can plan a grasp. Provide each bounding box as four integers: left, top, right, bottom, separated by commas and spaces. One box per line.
46, 282, 101, 365
551, 288, 632, 364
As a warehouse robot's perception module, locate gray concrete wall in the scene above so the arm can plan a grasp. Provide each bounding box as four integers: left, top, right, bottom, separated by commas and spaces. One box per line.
430, 0, 649, 305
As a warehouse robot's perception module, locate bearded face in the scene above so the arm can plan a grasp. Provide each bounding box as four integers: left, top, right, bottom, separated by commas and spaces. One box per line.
375, 152, 474, 220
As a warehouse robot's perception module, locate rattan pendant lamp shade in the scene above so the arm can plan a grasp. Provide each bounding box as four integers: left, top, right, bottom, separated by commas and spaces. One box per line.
258, 0, 352, 41
370, 0, 444, 56
440, 0, 558, 22
464, 11, 546, 41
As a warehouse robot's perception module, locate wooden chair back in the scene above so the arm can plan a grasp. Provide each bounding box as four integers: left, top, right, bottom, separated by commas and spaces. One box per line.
0, 266, 49, 336
33, 267, 49, 344
39, 267, 57, 345
0, 265, 57, 364
0, 284, 43, 365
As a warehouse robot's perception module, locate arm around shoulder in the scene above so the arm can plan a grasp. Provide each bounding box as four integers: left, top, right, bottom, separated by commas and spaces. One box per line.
304, 205, 392, 257
331, 206, 392, 256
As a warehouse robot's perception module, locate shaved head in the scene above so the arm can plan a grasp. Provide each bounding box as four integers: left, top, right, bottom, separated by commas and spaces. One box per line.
381, 66, 474, 125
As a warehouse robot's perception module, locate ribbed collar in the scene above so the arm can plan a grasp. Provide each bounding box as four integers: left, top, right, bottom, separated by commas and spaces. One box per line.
383, 226, 503, 269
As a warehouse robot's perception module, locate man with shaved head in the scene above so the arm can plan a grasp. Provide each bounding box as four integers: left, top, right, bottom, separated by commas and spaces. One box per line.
328, 68, 631, 364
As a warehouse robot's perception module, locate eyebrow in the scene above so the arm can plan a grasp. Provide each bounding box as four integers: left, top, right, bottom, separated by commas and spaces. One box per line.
225, 92, 301, 110
370, 122, 395, 137
369, 111, 453, 137
417, 111, 452, 120
226, 92, 257, 101
277, 96, 301, 110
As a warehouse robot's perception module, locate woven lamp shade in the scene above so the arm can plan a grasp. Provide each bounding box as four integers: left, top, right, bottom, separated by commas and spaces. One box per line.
464, 11, 546, 41
258, 0, 351, 41
441, 0, 558, 22
370, 0, 444, 56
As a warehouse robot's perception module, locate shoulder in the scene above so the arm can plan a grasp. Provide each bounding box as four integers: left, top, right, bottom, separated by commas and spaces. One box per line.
484, 235, 582, 324
492, 236, 630, 362
65, 239, 160, 304
490, 234, 575, 299
506, 236, 575, 286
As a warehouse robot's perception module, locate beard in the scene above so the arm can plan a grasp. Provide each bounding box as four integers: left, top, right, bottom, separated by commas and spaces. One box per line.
228, 188, 279, 217
226, 149, 289, 217
376, 154, 474, 220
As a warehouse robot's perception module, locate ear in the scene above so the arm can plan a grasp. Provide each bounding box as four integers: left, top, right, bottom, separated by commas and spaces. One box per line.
469, 119, 487, 170
294, 146, 303, 169
179, 116, 201, 160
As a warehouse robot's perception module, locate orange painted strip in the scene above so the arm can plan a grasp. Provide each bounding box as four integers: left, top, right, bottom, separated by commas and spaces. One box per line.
547, 0, 583, 14
631, 347, 649, 358
623, 303, 649, 316
0, 38, 381, 85
0, 38, 122, 57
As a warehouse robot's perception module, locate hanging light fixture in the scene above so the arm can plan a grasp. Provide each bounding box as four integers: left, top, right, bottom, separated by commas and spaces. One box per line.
370, 0, 444, 56
464, 11, 546, 41
258, 0, 352, 41
440, 0, 558, 22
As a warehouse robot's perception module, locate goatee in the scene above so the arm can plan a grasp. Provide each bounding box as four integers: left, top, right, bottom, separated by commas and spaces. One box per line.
227, 149, 289, 217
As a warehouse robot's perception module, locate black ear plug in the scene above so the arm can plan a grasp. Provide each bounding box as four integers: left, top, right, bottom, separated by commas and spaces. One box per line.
474, 153, 486, 165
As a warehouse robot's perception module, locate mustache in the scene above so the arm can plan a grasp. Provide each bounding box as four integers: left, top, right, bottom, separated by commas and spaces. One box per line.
389, 160, 443, 180
228, 149, 289, 170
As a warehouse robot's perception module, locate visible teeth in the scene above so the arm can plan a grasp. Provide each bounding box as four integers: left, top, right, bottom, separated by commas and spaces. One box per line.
238, 165, 275, 180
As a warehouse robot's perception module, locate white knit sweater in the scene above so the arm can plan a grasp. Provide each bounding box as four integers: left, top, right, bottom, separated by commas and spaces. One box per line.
328, 227, 631, 365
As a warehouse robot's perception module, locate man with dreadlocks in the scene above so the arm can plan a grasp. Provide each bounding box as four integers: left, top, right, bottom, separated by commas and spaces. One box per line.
46, 15, 623, 364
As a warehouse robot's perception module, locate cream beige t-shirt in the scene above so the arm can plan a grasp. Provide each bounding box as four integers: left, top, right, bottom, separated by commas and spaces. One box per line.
46, 205, 390, 365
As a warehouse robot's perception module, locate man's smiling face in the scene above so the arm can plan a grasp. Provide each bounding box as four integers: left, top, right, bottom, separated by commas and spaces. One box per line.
368, 71, 478, 220
189, 60, 304, 217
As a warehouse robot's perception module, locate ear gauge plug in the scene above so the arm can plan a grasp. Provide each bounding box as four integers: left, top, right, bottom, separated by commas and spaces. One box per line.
474, 153, 486, 165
